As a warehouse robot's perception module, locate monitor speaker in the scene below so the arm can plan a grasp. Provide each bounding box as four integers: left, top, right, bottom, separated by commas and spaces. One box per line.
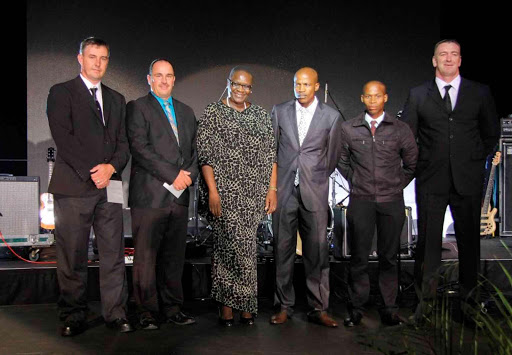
499, 139, 512, 236
0, 176, 40, 236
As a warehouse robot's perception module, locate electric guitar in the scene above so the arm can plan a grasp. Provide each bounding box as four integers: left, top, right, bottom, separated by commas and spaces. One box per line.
40, 147, 56, 230
480, 152, 501, 236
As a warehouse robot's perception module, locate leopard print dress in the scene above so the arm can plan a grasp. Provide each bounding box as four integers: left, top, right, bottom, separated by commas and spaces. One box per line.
197, 101, 275, 314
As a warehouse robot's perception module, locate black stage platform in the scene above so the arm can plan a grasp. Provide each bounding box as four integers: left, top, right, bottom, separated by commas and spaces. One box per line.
0, 236, 510, 354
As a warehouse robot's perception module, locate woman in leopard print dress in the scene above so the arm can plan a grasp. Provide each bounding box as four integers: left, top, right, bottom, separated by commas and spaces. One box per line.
197, 67, 277, 326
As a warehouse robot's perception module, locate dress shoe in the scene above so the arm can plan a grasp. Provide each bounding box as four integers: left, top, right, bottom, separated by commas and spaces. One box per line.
166, 311, 196, 326
239, 314, 255, 325
343, 311, 363, 327
140, 312, 159, 330
61, 320, 87, 337
307, 311, 338, 328
106, 318, 135, 333
381, 312, 404, 326
270, 310, 289, 325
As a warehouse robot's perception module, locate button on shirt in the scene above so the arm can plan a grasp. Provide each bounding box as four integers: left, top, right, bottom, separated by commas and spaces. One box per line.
152, 92, 177, 128
80, 74, 104, 114
295, 96, 318, 145
435, 75, 460, 111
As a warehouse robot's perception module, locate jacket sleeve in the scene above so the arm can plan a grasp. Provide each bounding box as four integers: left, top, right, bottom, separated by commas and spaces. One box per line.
478, 85, 499, 156
336, 125, 353, 182
47, 84, 93, 182
108, 94, 130, 174
126, 100, 181, 184
327, 112, 343, 175
400, 123, 419, 186
400, 89, 419, 140
181, 107, 199, 182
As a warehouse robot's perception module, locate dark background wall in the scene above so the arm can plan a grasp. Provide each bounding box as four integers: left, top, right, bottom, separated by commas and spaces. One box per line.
3, 1, 507, 195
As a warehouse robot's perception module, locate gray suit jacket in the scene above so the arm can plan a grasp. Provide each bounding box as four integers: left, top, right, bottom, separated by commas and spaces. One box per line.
271, 99, 342, 211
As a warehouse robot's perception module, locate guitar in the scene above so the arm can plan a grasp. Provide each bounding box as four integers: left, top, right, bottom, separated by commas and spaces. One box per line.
480, 152, 501, 236
40, 147, 56, 230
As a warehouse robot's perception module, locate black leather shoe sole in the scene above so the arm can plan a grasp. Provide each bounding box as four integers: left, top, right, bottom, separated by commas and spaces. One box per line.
343, 312, 363, 327
167, 312, 196, 326
61, 323, 87, 337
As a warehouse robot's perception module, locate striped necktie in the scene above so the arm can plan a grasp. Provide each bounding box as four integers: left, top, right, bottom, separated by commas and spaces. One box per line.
164, 101, 179, 145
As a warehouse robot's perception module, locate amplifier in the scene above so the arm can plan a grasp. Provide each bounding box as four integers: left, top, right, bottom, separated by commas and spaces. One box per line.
0, 176, 40, 236
499, 139, 512, 236
332, 205, 414, 259
502, 117, 512, 138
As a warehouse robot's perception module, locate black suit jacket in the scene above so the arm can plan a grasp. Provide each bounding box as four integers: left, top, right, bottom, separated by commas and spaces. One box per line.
272, 99, 342, 211
401, 78, 498, 195
47, 76, 130, 196
126, 93, 198, 208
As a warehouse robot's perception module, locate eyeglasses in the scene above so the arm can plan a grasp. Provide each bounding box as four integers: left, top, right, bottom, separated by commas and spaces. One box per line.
228, 79, 252, 91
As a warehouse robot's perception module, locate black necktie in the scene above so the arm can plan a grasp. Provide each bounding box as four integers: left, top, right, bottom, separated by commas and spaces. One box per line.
90, 87, 104, 125
443, 85, 452, 113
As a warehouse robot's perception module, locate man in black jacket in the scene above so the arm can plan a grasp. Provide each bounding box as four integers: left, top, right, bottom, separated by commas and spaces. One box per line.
401, 40, 498, 319
337, 81, 418, 326
47, 37, 133, 336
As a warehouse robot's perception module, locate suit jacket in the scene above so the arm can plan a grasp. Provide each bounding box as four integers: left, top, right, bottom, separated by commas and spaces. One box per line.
126, 93, 198, 209
47, 76, 130, 196
272, 99, 342, 211
401, 78, 498, 195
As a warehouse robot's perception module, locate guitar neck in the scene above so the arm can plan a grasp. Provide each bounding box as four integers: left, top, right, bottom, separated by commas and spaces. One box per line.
482, 165, 496, 212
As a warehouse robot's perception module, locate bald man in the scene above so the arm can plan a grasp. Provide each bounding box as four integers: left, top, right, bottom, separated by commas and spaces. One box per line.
270, 67, 342, 327
337, 81, 417, 326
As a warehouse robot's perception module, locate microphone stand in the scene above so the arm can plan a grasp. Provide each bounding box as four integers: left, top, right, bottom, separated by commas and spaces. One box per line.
324, 81, 348, 122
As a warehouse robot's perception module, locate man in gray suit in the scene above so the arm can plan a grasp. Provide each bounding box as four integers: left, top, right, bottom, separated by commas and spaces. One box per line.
270, 67, 342, 327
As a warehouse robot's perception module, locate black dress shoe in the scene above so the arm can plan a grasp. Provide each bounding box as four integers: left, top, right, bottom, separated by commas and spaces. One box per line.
167, 311, 196, 326
343, 311, 363, 327
218, 316, 235, 327
381, 312, 404, 326
106, 318, 135, 333
140, 312, 159, 330
239, 315, 255, 325
61, 320, 87, 337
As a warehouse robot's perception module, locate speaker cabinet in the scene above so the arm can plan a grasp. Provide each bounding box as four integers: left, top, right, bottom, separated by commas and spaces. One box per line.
332, 205, 413, 259
0, 176, 40, 236
499, 139, 512, 236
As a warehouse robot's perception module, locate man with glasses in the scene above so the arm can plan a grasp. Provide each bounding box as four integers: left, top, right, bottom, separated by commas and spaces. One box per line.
270, 67, 342, 327
126, 58, 198, 330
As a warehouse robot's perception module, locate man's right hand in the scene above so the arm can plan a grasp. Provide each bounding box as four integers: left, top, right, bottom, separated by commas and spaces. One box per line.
172, 170, 192, 190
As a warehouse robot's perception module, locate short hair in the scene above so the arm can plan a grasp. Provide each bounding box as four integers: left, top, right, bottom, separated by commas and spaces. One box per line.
79, 37, 109, 56
149, 58, 173, 76
434, 39, 461, 55
228, 66, 253, 80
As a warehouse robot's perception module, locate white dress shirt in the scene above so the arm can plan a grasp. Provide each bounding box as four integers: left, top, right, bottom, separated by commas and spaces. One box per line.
435, 75, 460, 111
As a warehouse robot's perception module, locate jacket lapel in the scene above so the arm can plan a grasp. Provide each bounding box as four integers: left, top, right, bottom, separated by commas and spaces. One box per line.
301, 100, 323, 145
427, 79, 449, 113
74, 76, 104, 124
287, 101, 300, 147
101, 85, 111, 126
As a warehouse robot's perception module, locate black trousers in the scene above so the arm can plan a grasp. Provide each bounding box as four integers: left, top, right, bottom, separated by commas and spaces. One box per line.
273, 185, 330, 313
346, 198, 405, 314
131, 202, 188, 316
415, 182, 481, 300
54, 191, 128, 323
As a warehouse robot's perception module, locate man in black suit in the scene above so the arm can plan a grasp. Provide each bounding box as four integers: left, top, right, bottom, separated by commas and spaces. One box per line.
338, 81, 417, 327
401, 40, 499, 317
126, 59, 198, 330
47, 37, 133, 336
270, 67, 342, 327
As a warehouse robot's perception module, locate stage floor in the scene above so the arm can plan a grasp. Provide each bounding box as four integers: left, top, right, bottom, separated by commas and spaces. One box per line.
0, 236, 510, 354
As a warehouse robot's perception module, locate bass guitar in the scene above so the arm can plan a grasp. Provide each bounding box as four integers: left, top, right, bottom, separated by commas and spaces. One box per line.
480, 151, 501, 236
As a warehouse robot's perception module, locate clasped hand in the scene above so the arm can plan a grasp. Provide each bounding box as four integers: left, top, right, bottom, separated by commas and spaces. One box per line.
90, 164, 115, 189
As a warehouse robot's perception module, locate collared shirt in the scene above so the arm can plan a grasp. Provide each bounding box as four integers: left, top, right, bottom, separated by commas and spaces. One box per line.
151, 92, 178, 127
295, 96, 318, 137
435, 75, 461, 110
364, 111, 385, 130
80, 74, 104, 112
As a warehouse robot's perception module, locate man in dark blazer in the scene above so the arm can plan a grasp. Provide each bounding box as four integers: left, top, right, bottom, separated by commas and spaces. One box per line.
270, 67, 342, 327
126, 59, 198, 330
47, 37, 133, 336
401, 39, 499, 319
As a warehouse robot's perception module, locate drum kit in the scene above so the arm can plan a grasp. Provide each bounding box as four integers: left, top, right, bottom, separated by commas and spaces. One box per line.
186, 172, 350, 258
